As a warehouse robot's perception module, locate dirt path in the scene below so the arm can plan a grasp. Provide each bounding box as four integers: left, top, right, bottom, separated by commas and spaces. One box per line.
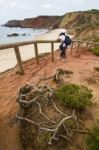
0, 50, 99, 150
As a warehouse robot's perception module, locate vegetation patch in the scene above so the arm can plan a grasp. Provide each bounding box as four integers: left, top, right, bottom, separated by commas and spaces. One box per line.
56, 84, 92, 109
94, 37, 99, 42
90, 47, 99, 56
86, 121, 99, 150
94, 66, 99, 72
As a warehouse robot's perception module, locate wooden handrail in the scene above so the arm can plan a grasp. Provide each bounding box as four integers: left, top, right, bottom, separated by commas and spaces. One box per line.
0, 40, 98, 75
0, 40, 58, 50
0, 40, 98, 50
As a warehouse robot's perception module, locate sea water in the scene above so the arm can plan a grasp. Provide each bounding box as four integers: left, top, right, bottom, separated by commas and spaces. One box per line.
0, 25, 48, 44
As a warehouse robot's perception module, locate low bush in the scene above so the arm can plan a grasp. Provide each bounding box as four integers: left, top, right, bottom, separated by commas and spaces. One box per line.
56, 84, 92, 109
94, 38, 99, 42
91, 47, 99, 56
94, 67, 99, 72
86, 122, 99, 150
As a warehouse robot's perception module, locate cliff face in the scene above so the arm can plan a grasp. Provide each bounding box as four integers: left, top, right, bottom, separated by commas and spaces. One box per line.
4, 16, 61, 28
4, 20, 21, 27
59, 10, 99, 40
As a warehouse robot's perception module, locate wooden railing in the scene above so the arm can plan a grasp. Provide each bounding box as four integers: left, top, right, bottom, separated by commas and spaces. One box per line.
0, 40, 99, 75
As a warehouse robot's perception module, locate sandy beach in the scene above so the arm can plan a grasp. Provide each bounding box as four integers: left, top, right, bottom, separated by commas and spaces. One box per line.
0, 28, 66, 73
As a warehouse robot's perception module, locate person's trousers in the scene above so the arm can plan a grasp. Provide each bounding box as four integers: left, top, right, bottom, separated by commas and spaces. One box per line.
60, 46, 67, 58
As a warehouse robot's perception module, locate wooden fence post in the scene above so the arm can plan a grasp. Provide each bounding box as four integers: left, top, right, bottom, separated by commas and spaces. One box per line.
76, 42, 80, 53
51, 42, 54, 62
70, 42, 73, 54
88, 43, 91, 50
34, 42, 39, 64
84, 43, 89, 53
14, 46, 24, 75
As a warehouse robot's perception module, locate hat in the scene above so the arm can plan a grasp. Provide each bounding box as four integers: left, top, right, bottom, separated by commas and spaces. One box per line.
59, 32, 65, 36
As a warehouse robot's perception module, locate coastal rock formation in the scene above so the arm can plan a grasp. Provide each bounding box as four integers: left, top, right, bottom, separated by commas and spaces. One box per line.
7, 33, 29, 37
4, 16, 61, 28
7, 33, 19, 37
4, 20, 21, 27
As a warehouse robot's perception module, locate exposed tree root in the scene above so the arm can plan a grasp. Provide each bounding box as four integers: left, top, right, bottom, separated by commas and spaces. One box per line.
16, 81, 87, 147
36, 68, 73, 85
13, 68, 91, 150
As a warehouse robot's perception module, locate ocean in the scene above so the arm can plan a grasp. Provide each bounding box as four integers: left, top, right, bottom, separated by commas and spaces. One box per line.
0, 25, 48, 44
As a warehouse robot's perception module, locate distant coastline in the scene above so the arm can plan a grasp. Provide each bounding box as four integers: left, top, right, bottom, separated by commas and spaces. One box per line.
3, 10, 99, 41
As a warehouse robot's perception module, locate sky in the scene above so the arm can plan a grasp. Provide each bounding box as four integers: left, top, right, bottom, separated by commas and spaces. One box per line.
0, 0, 99, 24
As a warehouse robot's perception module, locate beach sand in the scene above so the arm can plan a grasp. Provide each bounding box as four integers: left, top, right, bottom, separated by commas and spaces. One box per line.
0, 28, 66, 72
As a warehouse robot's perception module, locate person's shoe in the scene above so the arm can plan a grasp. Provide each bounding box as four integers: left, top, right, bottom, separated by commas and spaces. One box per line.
61, 59, 66, 62
56, 57, 61, 60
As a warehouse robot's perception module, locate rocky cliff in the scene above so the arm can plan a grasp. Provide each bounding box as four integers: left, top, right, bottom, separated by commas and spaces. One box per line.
59, 10, 99, 40
4, 16, 61, 28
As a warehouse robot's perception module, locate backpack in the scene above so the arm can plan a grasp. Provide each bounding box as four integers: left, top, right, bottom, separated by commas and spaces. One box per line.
64, 36, 72, 46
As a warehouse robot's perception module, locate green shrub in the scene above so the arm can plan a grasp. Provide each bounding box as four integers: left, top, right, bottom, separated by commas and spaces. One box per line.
91, 47, 99, 56
90, 9, 99, 13
86, 122, 99, 150
94, 38, 99, 42
94, 67, 99, 72
56, 84, 92, 109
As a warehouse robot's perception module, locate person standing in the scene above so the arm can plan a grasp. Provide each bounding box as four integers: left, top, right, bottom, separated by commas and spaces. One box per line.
58, 32, 67, 61
58, 32, 72, 61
